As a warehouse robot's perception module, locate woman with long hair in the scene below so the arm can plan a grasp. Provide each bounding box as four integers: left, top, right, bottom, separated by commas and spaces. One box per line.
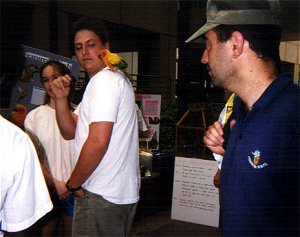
24, 60, 75, 237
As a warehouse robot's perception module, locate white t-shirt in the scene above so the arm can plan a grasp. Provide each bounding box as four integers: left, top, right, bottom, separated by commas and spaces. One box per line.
213, 105, 226, 169
136, 104, 148, 132
213, 94, 235, 169
0, 115, 52, 234
25, 105, 74, 181
74, 67, 140, 204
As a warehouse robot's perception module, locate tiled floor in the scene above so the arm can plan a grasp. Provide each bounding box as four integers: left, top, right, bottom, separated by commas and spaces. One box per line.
130, 209, 221, 237
130, 210, 173, 237
15, 208, 219, 237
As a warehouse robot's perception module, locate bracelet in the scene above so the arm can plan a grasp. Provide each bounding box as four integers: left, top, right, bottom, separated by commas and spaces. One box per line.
66, 180, 81, 193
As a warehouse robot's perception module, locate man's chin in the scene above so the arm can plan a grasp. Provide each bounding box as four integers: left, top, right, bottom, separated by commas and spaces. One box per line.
82, 59, 95, 67
83, 62, 92, 68
84, 65, 96, 74
210, 77, 220, 87
211, 80, 224, 89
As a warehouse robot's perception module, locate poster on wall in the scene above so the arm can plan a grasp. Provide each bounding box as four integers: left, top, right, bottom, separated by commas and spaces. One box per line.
136, 94, 161, 150
171, 157, 220, 227
9, 45, 81, 113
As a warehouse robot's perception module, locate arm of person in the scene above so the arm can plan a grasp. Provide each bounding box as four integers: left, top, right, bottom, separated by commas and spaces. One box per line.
139, 130, 151, 139
55, 97, 78, 140
1, 121, 52, 233
26, 128, 69, 199
51, 75, 77, 140
203, 121, 225, 155
204, 122, 225, 188
53, 179, 69, 200
137, 107, 153, 140
65, 121, 113, 197
25, 129, 55, 187
213, 169, 221, 188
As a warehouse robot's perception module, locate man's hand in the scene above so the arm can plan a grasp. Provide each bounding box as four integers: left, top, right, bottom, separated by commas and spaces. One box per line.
73, 188, 86, 198
203, 121, 225, 155
63, 181, 86, 198
50, 75, 72, 99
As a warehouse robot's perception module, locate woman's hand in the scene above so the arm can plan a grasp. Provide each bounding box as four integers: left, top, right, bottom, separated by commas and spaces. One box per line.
54, 179, 70, 200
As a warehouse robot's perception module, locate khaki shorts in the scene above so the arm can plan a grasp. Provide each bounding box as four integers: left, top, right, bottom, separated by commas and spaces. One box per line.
72, 189, 137, 237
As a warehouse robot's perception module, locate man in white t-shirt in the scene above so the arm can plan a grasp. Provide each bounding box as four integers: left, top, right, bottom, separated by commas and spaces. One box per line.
0, 115, 52, 236
136, 104, 151, 139
51, 17, 140, 237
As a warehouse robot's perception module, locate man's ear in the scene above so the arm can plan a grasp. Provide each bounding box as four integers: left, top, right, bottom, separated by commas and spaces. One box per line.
104, 42, 110, 50
230, 31, 245, 59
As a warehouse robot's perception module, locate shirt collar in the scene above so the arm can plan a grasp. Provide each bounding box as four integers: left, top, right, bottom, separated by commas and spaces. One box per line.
235, 73, 293, 112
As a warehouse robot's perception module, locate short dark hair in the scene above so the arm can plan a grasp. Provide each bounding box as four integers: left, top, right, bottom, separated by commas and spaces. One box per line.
213, 25, 282, 72
71, 16, 109, 45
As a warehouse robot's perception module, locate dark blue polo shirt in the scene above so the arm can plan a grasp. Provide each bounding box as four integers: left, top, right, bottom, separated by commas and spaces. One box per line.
221, 74, 300, 237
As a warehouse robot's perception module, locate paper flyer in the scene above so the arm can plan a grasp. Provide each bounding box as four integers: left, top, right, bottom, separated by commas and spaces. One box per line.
171, 157, 220, 227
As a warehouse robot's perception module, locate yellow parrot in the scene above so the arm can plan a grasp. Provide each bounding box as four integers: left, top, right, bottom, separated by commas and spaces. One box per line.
99, 49, 128, 71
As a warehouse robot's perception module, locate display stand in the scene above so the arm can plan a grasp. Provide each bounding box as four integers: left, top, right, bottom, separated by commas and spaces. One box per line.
175, 109, 207, 158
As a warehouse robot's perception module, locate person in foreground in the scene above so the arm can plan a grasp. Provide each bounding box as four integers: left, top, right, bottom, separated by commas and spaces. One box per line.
186, 0, 300, 236
0, 115, 53, 236
51, 17, 140, 237
24, 61, 75, 237
0, 43, 53, 236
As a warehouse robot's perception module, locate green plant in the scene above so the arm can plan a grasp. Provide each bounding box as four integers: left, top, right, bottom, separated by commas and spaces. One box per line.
159, 103, 179, 151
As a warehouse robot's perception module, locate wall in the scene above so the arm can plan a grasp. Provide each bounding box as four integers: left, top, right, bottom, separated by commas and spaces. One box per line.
18, 0, 178, 105
2, 0, 299, 109
56, 1, 177, 35
176, 0, 300, 115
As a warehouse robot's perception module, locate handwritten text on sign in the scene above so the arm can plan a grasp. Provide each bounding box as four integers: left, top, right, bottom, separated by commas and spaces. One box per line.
171, 157, 219, 227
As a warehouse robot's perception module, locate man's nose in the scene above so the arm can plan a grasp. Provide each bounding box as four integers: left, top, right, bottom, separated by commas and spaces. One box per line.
201, 49, 208, 64
82, 46, 89, 55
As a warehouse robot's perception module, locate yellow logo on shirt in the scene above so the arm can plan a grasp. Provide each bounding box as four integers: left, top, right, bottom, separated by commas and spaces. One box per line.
248, 150, 268, 169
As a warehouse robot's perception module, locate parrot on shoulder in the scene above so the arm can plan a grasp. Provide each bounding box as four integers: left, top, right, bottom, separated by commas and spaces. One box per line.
99, 49, 128, 71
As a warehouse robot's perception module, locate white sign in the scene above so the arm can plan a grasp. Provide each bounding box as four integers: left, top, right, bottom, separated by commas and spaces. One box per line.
31, 86, 46, 105
171, 157, 220, 227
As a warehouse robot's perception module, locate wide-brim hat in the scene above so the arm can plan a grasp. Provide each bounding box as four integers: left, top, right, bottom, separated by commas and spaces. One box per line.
185, 0, 281, 43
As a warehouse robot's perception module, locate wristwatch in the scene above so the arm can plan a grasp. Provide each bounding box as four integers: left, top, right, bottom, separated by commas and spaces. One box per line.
66, 180, 82, 193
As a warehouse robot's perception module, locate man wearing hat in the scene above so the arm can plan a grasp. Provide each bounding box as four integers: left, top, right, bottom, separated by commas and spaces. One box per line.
188, 0, 300, 236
